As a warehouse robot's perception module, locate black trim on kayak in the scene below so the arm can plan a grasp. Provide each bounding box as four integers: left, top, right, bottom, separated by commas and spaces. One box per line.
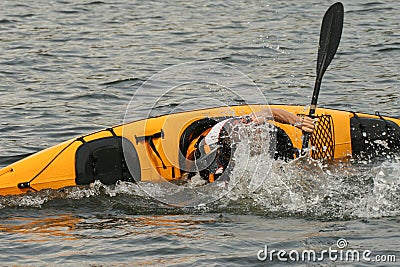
75, 136, 140, 185
350, 114, 400, 159
179, 118, 221, 164
274, 126, 297, 160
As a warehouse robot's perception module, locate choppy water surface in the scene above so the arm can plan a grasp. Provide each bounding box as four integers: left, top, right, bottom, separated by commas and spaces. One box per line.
0, 0, 399, 266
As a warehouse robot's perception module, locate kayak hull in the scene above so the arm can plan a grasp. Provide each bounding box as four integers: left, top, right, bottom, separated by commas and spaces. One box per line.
1, 104, 399, 196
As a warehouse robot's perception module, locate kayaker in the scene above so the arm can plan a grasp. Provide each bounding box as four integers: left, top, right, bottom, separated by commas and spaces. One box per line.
189, 109, 316, 182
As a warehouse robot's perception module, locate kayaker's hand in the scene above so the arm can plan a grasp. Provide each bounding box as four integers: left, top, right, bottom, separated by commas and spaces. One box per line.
293, 116, 316, 133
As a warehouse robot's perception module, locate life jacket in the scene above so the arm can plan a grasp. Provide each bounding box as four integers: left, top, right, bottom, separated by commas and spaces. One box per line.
187, 118, 243, 182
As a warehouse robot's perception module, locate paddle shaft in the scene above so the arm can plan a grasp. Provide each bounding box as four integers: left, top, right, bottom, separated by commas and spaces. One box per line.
301, 2, 344, 151
310, 76, 322, 116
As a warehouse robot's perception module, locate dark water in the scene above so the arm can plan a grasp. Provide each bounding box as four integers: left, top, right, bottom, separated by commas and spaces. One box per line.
0, 0, 399, 266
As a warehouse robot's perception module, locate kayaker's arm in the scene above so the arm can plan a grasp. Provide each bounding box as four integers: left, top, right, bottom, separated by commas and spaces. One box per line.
247, 108, 316, 133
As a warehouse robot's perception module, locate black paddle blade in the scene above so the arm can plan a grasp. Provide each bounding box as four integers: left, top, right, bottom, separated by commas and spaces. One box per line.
316, 2, 344, 82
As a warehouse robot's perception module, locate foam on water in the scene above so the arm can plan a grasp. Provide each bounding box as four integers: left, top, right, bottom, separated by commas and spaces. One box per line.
213, 123, 400, 219
224, 149, 400, 219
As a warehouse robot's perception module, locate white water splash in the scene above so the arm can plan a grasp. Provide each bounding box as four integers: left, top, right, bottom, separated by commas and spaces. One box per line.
227, 122, 275, 194
223, 152, 400, 219
1, 152, 399, 220
351, 160, 400, 218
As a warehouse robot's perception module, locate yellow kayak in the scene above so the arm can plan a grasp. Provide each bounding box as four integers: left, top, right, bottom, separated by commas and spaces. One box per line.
0, 104, 399, 196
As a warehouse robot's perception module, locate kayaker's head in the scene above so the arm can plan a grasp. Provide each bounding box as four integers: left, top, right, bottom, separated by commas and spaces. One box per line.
193, 119, 234, 182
